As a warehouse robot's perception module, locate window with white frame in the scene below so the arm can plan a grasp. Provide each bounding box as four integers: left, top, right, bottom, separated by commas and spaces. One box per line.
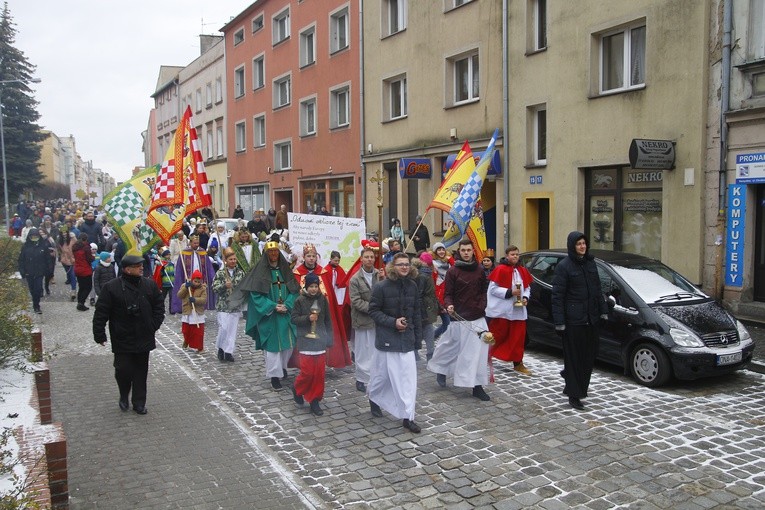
300, 26, 316, 67
330, 6, 349, 53
448, 50, 479, 105
274, 140, 292, 171
234, 66, 245, 98
300, 98, 317, 136
215, 77, 223, 103
330, 85, 350, 128
195, 88, 203, 112
235, 121, 246, 152
532, 0, 547, 51
273, 74, 291, 108
234, 28, 244, 45
252, 13, 264, 33
446, 0, 472, 9
216, 126, 224, 156
528, 104, 547, 165
599, 23, 645, 93
273, 8, 290, 45
749, 0, 765, 60
383, 75, 407, 120
206, 129, 213, 160
382, 0, 406, 37
253, 115, 266, 147
205, 83, 212, 107
253, 55, 265, 90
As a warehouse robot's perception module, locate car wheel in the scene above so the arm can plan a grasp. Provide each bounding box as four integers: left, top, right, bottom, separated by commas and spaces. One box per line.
629, 343, 671, 387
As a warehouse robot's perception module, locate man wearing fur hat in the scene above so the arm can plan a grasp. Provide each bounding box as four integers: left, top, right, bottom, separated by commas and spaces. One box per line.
293, 243, 352, 368
93, 249, 165, 415
238, 235, 300, 389
170, 234, 217, 314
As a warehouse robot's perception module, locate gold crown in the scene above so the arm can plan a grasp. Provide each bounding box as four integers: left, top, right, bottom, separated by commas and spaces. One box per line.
484, 249, 495, 258
265, 240, 280, 251
303, 243, 317, 255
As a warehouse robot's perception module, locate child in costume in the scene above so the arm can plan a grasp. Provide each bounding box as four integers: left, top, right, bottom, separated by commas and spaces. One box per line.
177, 269, 207, 352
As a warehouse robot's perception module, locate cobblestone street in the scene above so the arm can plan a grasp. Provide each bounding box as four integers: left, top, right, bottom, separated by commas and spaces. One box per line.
34, 269, 765, 509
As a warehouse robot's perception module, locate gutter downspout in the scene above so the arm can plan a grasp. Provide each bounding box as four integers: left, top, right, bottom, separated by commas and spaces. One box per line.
359, 0, 367, 225
716, 0, 732, 299
502, 0, 510, 249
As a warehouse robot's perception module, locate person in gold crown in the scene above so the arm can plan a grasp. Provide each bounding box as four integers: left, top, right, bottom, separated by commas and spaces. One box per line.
293, 243, 352, 368
237, 234, 300, 389
170, 233, 216, 314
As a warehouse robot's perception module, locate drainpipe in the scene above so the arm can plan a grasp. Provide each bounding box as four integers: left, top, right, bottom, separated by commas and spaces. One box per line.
715, 0, 732, 299
502, 0, 510, 249
359, 0, 367, 225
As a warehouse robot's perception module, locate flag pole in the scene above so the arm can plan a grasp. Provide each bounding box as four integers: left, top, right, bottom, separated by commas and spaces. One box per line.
370, 168, 387, 268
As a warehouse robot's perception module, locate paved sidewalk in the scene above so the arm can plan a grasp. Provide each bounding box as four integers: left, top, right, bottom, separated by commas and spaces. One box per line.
30, 266, 765, 509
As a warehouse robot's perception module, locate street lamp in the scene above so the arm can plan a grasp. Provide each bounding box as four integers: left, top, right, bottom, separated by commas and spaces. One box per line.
1, 77, 41, 235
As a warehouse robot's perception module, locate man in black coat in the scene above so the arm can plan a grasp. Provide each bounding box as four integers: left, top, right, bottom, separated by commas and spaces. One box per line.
18, 228, 51, 314
93, 250, 165, 415
78, 210, 106, 250
368, 252, 423, 433
409, 215, 430, 253
551, 231, 609, 411
247, 210, 269, 238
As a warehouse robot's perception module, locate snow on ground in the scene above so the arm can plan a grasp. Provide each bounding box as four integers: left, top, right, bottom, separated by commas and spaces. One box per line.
0, 364, 36, 496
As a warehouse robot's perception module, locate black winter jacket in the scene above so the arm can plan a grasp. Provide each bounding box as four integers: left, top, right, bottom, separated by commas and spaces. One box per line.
18, 229, 53, 278
551, 231, 608, 327
369, 264, 422, 352
93, 275, 165, 352
79, 219, 105, 249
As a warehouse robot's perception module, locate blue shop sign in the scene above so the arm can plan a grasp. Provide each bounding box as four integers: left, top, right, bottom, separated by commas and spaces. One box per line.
725, 184, 746, 287
399, 158, 432, 179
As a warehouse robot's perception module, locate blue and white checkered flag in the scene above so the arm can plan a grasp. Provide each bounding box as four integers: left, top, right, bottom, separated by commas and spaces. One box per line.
443, 128, 499, 247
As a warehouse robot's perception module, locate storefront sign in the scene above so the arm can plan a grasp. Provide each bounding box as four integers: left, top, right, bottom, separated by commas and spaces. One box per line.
398, 158, 432, 179
725, 184, 746, 287
735, 152, 765, 184
443, 150, 502, 177
628, 139, 676, 170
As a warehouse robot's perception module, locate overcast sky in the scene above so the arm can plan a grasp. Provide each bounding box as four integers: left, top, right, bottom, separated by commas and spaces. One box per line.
10, 0, 252, 183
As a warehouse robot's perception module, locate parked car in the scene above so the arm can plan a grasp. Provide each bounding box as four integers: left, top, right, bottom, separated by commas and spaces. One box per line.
519, 249, 754, 387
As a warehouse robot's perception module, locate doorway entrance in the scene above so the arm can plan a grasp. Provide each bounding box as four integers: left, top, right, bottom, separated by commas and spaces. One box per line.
754, 185, 765, 301
524, 197, 550, 250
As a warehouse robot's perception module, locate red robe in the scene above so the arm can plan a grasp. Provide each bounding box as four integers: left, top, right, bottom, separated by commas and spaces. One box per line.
293, 263, 351, 368
487, 263, 533, 362
326, 262, 352, 341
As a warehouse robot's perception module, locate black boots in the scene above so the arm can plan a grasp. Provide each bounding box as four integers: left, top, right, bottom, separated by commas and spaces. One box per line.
291, 386, 304, 406
309, 399, 323, 416
569, 397, 585, 410
403, 419, 421, 433
356, 381, 366, 392
436, 374, 446, 387
472, 385, 490, 401
271, 377, 282, 389
370, 401, 383, 418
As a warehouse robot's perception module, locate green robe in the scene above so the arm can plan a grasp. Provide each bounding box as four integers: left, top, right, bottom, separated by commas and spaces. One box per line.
246, 267, 297, 352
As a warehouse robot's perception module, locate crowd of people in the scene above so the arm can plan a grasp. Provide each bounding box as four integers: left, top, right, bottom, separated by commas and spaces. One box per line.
16, 199, 606, 426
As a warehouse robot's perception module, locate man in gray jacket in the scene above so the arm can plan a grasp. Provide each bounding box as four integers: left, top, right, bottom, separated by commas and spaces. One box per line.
368, 252, 422, 433
349, 247, 384, 393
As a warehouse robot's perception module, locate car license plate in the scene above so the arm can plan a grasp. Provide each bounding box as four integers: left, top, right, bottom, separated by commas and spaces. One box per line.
717, 351, 742, 366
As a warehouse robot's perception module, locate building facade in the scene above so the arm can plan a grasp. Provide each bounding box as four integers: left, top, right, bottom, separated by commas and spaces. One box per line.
222, 0, 361, 223
717, 0, 765, 314
507, 0, 711, 282
361, 0, 505, 247
178, 36, 229, 217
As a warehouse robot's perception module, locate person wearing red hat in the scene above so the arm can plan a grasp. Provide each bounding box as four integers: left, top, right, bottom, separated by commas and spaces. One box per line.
177, 269, 207, 352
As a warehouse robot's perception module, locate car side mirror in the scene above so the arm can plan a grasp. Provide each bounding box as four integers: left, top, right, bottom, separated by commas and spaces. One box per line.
607, 295, 616, 310
608, 295, 640, 316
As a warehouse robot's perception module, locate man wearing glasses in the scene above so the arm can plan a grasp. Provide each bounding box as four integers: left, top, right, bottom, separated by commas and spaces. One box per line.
368, 253, 423, 433
427, 239, 492, 401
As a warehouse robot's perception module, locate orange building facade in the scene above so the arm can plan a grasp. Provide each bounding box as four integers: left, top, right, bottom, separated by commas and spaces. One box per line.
222, 0, 361, 221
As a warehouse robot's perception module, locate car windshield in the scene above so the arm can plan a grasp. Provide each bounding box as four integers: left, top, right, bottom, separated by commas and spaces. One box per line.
610, 262, 707, 304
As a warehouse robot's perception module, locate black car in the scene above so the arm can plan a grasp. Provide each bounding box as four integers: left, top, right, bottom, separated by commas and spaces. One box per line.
519, 249, 754, 387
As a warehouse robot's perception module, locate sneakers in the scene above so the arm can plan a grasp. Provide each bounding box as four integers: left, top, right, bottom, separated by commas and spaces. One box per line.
33, 307, 42, 314
370, 401, 383, 418
403, 419, 421, 433
271, 377, 282, 390
513, 362, 532, 375
356, 381, 366, 392
76, 304, 89, 311
309, 399, 324, 416
291, 386, 304, 406
436, 374, 447, 388
472, 385, 491, 401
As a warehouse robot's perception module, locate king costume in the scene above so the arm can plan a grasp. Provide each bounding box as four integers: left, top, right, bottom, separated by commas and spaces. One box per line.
486, 260, 533, 364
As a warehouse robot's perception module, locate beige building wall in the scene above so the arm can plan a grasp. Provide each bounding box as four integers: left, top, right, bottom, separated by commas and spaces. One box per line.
37, 131, 62, 183
507, 0, 711, 281
362, 0, 504, 246
178, 36, 228, 217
